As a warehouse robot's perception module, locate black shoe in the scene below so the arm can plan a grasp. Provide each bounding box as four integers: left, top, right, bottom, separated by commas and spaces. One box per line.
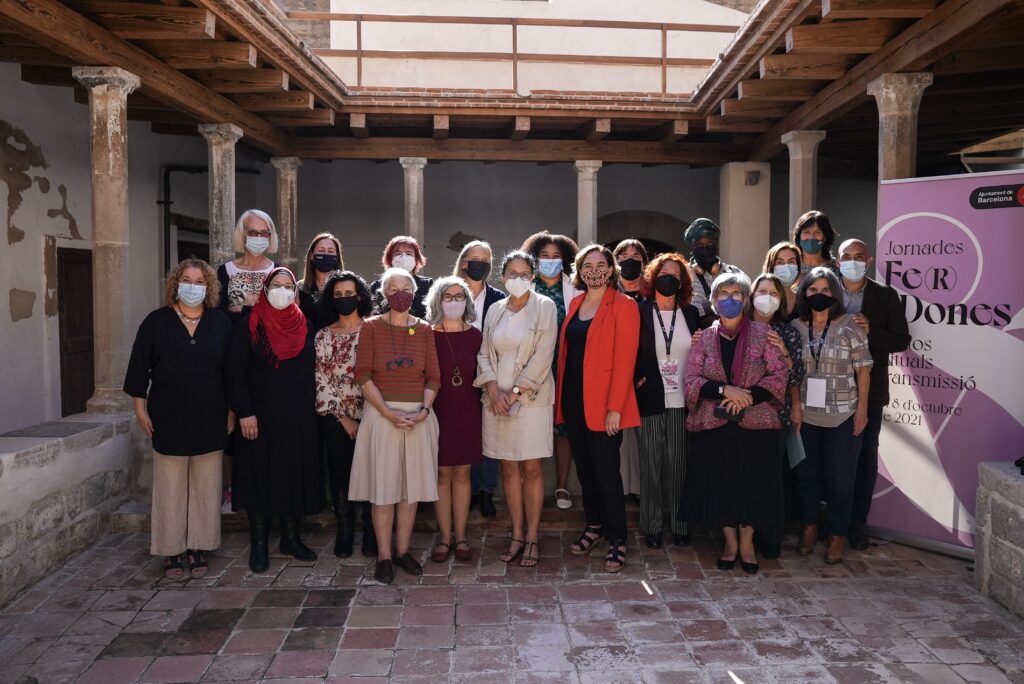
479, 491, 497, 519
279, 517, 318, 562
360, 503, 378, 557
741, 560, 760, 575
374, 559, 394, 584
761, 542, 781, 560
469, 493, 479, 512
672, 534, 691, 547
717, 556, 736, 571
333, 497, 355, 559
848, 521, 871, 551
396, 552, 424, 576
643, 534, 663, 549
247, 512, 270, 574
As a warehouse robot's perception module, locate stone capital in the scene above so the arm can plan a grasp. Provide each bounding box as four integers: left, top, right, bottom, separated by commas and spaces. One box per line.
574, 159, 603, 179
199, 123, 244, 146
781, 129, 826, 154
271, 156, 302, 173
72, 66, 140, 94
399, 157, 427, 171
867, 72, 933, 114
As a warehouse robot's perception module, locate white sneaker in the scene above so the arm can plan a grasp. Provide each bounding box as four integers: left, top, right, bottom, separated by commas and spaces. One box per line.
555, 488, 572, 510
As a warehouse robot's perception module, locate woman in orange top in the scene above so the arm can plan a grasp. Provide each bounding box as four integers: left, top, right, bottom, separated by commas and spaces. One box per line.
555, 244, 641, 572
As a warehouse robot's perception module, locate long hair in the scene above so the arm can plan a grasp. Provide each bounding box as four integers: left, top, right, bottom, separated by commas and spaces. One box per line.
232, 209, 279, 256
572, 243, 620, 291
640, 252, 693, 307
749, 273, 789, 325
317, 270, 373, 325
451, 239, 493, 277
300, 232, 344, 294
791, 210, 837, 262
763, 241, 803, 276
425, 275, 477, 327
795, 266, 846, 321
164, 258, 219, 308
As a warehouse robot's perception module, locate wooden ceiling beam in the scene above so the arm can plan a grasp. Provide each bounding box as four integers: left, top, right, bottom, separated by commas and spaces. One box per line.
821, 0, 937, 22
760, 53, 858, 80
138, 39, 256, 69
349, 112, 369, 138
585, 117, 611, 143
433, 114, 449, 140
786, 19, 905, 54
660, 119, 688, 144
934, 48, 1024, 75
264, 109, 335, 127
64, 0, 215, 39
0, 41, 74, 65
510, 116, 530, 141
738, 79, 827, 101
233, 91, 313, 111
705, 116, 771, 133
193, 68, 289, 93
720, 99, 794, 120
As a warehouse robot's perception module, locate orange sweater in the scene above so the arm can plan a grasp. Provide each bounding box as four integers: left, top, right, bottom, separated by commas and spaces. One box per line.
354, 316, 441, 402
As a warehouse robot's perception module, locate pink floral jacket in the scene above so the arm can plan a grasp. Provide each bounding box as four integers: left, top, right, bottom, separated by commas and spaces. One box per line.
684, 320, 789, 432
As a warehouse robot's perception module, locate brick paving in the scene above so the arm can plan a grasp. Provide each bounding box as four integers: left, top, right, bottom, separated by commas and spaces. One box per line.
2, 523, 1022, 683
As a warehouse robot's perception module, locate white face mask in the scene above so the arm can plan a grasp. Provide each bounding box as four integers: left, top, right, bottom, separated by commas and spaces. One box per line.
246, 236, 270, 256
505, 276, 531, 298
267, 287, 295, 310
773, 264, 798, 285
177, 283, 207, 306
441, 300, 467, 320
392, 253, 416, 273
753, 294, 781, 316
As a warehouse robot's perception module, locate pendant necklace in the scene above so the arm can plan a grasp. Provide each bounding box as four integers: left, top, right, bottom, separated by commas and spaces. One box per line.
441, 322, 465, 387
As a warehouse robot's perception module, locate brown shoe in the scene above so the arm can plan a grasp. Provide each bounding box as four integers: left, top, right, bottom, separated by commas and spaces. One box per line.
824, 535, 846, 564
796, 525, 817, 556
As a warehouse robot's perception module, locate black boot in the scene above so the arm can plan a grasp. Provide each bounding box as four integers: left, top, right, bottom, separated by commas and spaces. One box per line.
360, 502, 378, 557
279, 517, 318, 562
479, 490, 497, 519
333, 493, 355, 559
247, 512, 270, 573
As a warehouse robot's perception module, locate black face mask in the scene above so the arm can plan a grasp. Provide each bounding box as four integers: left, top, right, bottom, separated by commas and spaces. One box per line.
806, 293, 833, 312
618, 258, 643, 281
332, 295, 359, 316
654, 274, 681, 297
313, 254, 339, 273
692, 244, 719, 267
464, 260, 491, 282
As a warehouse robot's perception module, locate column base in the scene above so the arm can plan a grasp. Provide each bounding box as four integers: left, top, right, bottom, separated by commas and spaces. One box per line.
86, 387, 133, 414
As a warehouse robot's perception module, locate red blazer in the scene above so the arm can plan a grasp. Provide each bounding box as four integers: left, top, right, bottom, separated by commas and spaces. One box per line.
555, 286, 641, 432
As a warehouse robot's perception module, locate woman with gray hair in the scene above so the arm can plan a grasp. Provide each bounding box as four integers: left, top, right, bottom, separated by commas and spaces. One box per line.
679, 271, 790, 575
216, 209, 279, 322
425, 276, 483, 563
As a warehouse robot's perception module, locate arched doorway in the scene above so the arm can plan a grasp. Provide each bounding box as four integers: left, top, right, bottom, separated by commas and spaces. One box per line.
598, 210, 688, 258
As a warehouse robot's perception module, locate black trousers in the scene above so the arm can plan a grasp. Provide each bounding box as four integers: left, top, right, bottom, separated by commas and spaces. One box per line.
320, 415, 356, 502
564, 412, 627, 543
850, 406, 884, 528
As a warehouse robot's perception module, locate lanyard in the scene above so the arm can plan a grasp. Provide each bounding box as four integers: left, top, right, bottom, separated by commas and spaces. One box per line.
655, 306, 678, 356
807, 316, 831, 372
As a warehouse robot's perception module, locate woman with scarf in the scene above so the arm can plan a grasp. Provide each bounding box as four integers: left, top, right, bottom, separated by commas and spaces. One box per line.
227, 267, 323, 573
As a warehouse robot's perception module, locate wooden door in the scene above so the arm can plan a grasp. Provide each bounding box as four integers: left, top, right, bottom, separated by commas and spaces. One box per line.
57, 248, 94, 416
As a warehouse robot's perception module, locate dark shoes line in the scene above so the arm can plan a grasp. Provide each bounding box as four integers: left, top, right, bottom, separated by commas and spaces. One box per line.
643, 533, 691, 549
374, 552, 423, 584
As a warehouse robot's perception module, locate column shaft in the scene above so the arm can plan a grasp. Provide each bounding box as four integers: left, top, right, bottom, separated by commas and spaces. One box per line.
782, 130, 826, 230
574, 160, 602, 247
399, 157, 427, 244
867, 72, 933, 181
199, 124, 243, 270
272, 157, 302, 272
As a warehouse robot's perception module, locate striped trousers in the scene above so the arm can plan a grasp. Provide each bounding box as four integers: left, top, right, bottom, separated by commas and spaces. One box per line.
637, 408, 688, 536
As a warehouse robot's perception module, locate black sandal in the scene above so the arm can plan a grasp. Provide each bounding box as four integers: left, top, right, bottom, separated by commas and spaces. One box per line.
570, 525, 603, 556
500, 539, 525, 563
186, 549, 209, 579
520, 541, 539, 568
164, 554, 185, 580
604, 543, 627, 574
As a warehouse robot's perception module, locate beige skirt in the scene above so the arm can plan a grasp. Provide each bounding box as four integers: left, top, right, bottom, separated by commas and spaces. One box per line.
349, 400, 440, 505
482, 403, 553, 461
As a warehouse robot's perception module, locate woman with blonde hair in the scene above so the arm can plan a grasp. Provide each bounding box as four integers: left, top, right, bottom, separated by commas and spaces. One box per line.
216, 209, 279, 321
124, 258, 233, 579
298, 232, 344, 329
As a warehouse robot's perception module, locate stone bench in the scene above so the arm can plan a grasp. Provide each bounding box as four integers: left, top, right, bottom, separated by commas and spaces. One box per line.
976, 461, 1024, 618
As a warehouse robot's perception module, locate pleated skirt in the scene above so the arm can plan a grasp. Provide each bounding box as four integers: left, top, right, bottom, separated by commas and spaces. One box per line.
349, 401, 440, 505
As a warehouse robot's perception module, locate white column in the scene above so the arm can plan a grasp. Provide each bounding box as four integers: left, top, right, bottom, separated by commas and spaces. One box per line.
867, 72, 933, 181
782, 130, 826, 230
73, 66, 140, 414
199, 123, 243, 270
399, 157, 427, 244
574, 160, 602, 246
272, 156, 302, 272
718, 161, 771, 278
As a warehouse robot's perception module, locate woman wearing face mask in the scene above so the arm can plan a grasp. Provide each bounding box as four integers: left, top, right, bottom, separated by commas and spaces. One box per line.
521, 230, 582, 512
125, 259, 233, 579
349, 268, 441, 584
556, 244, 641, 573
476, 250, 558, 568
791, 210, 840, 278
369, 236, 433, 318
425, 276, 483, 563
298, 232, 344, 330
684, 218, 743, 321
678, 273, 789, 576
791, 267, 872, 565
227, 268, 323, 573
762, 241, 803, 316
314, 271, 376, 559
217, 209, 279, 322
633, 253, 700, 550
613, 238, 649, 301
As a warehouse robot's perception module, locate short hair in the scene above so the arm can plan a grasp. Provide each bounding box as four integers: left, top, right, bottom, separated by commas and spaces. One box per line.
640, 252, 693, 307
613, 238, 649, 265
521, 230, 578, 274
164, 258, 219, 308
795, 266, 846, 321
232, 209, 279, 256
379, 266, 416, 292
763, 240, 803, 275
425, 275, 477, 327
318, 270, 373, 323
792, 210, 838, 261
499, 249, 537, 276
381, 236, 426, 273
451, 240, 493, 277
710, 271, 752, 316
749, 273, 789, 325
572, 243, 620, 291
300, 232, 344, 294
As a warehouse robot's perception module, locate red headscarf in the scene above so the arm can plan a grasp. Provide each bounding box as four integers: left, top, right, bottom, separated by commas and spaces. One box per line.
249, 267, 307, 365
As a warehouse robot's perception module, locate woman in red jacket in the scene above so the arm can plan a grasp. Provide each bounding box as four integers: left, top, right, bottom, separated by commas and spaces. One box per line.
556, 244, 641, 573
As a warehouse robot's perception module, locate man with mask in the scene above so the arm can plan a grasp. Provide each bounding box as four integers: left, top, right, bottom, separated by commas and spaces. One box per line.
684, 218, 743, 321
838, 239, 911, 551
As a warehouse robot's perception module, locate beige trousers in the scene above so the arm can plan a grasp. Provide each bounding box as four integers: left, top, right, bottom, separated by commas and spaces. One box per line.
151, 450, 223, 556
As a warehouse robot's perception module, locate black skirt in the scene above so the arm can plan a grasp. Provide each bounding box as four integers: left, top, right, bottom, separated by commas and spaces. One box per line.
678, 422, 782, 531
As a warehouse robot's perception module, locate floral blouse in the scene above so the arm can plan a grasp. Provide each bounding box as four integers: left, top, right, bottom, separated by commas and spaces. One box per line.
314, 327, 363, 421
771, 319, 805, 428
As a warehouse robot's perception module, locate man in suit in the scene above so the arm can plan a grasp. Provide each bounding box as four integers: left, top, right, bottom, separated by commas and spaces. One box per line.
838, 239, 911, 550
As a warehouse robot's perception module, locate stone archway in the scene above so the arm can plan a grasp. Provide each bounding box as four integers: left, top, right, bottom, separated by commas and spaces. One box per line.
597, 209, 688, 258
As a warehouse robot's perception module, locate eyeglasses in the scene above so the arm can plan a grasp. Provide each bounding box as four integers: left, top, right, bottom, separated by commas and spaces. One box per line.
441, 294, 467, 303
716, 293, 743, 302
245, 229, 272, 238
386, 357, 414, 370
505, 272, 532, 281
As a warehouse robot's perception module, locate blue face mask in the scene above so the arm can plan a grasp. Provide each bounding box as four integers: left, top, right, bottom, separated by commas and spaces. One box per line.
716, 296, 744, 319
177, 283, 207, 306
773, 264, 798, 285
800, 238, 823, 255
246, 236, 270, 256
538, 258, 563, 279
839, 259, 867, 282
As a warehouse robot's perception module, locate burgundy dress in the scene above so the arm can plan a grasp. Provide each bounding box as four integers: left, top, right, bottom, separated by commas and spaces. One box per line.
433, 327, 484, 467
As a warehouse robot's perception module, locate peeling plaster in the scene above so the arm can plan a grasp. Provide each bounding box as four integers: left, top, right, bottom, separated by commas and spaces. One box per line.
1, 119, 50, 245
47, 184, 81, 240
447, 230, 484, 253
9, 288, 36, 322
43, 236, 58, 317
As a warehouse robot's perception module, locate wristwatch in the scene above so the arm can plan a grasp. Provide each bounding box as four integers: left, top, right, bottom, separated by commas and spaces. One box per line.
511, 386, 522, 396
718, 384, 725, 397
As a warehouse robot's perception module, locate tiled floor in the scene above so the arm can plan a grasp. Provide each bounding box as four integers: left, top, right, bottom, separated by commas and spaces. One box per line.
2, 525, 1022, 684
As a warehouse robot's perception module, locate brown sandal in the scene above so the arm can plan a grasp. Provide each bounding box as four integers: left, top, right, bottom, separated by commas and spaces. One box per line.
604, 543, 627, 574
500, 539, 525, 563
570, 525, 602, 556
431, 540, 452, 563
520, 541, 539, 568
454, 540, 472, 562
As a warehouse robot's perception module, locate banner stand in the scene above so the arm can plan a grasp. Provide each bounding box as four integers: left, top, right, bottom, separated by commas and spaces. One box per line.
866, 525, 974, 561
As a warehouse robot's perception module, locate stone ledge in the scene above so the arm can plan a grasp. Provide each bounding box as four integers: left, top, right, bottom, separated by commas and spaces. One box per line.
976, 461, 1024, 619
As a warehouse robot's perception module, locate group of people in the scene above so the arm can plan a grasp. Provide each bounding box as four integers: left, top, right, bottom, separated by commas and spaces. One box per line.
124, 207, 909, 583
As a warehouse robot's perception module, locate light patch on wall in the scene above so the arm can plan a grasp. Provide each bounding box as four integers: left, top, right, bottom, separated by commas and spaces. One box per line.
44, 236, 58, 317
0, 119, 50, 245
9, 288, 36, 321
47, 184, 81, 240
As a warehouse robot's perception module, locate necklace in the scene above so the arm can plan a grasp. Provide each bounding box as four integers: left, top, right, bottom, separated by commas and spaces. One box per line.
386, 313, 416, 371
175, 306, 202, 324
440, 323, 466, 387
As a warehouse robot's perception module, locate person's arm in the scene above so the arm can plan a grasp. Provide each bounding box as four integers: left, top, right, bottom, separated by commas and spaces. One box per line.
360, 379, 415, 430
513, 299, 558, 394
226, 316, 258, 439
124, 313, 155, 437
313, 330, 342, 419
853, 366, 871, 436
606, 298, 640, 416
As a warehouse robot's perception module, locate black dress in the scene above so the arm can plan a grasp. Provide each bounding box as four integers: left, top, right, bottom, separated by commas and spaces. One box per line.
226, 314, 325, 516
123, 306, 232, 456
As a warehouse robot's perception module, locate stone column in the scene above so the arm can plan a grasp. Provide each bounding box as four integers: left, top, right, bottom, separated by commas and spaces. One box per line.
272, 157, 302, 272
867, 72, 933, 181
73, 66, 140, 414
574, 160, 602, 247
781, 130, 826, 230
719, 161, 771, 278
399, 157, 427, 244
199, 123, 243, 270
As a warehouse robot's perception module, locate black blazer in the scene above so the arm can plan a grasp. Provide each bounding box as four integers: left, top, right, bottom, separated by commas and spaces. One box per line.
858, 277, 911, 408
634, 300, 701, 417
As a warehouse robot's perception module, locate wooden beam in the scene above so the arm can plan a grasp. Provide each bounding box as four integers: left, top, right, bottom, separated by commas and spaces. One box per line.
349, 112, 368, 138
585, 117, 611, 143
233, 91, 313, 111
720, 99, 794, 120
706, 116, 771, 133
660, 119, 688, 144
934, 48, 1024, 75
139, 39, 256, 69
821, 0, 937, 22
738, 79, 826, 101
194, 69, 289, 93
65, 0, 215, 39
510, 115, 530, 141
19, 63, 75, 86
759, 53, 858, 80
960, 130, 1024, 154
786, 19, 905, 54
0, 40, 73, 65
264, 109, 335, 127
433, 114, 449, 140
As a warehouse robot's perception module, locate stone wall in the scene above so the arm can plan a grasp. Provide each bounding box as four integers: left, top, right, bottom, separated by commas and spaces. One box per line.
975, 461, 1024, 618
0, 414, 134, 606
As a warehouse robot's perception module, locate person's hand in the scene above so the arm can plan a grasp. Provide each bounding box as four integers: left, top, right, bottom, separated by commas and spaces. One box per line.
240, 416, 258, 440
853, 408, 868, 436
691, 329, 704, 345
767, 330, 788, 356
723, 385, 753, 408
605, 411, 621, 436
386, 409, 415, 430
409, 408, 429, 425
340, 415, 359, 440
488, 388, 509, 416
227, 410, 236, 435
791, 402, 803, 434
635, 377, 647, 389
136, 406, 154, 439
242, 291, 259, 308
853, 313, 870, 334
